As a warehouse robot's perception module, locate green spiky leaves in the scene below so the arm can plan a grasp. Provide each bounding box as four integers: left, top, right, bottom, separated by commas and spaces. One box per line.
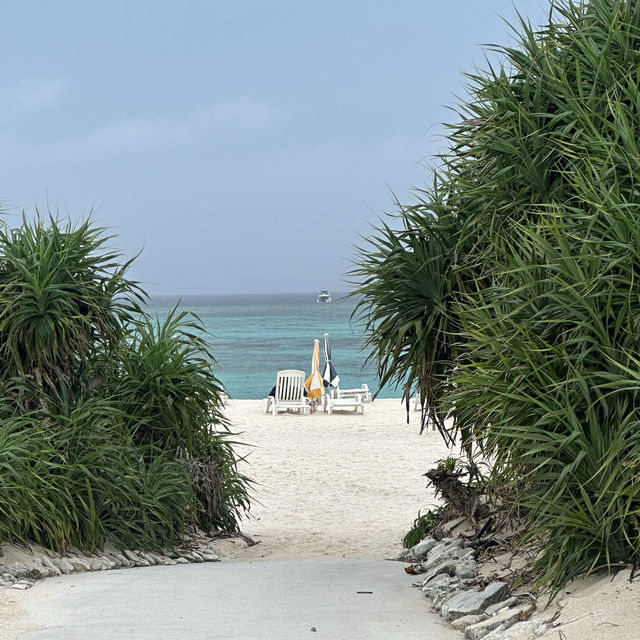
0, 214, 251, 552
352, 0, 640, 590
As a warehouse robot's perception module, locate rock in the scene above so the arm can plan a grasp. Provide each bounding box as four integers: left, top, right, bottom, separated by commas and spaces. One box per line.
189, 551, 204, 562
107, 552, 131, 568
423, 572, 458, 589
422, 573, 460, 610
161, 556, 178, 565
411, 537, 438, 560
41, 557, 61, 576
69, 558, 92, 572
28, 566, 51, 580
482, 620, 541, 639
123, 550, 149, 567
11, 581, 34, 590
432, 588, 462, 612
423, 542, 466, 575
88, 558, 102, 571
53, 557, 75, 574
200, 550, 220, 562
451, 613, 488, 631
425, 541, 448, 561
465, 606, 525, 639
460, 547, 477, 561
7, 563, 30, 579
455, 558, 477, 579
122, 550, 140, 564
99, 555, 118, 570
175, 556, 189, 564
105, 553, 123, 568
422, 573, 459, 598
138, 552, 157, 565
484, 597, 519, 617
422, 559, 458, 583
146, 552, 165, 565
423, 538, 465, 567
4, 561, 50, 581
1, 573, 16, 583
441, 581, 510, 621
442, 538, 465, 552
133, 550, 151, 566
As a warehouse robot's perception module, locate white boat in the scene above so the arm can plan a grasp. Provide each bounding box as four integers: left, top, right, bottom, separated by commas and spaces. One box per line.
317, 290, 331, 303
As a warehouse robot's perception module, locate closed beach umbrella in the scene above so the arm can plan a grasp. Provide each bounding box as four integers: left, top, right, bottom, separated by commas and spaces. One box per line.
323, 332, 340, 389
305, 338, 324, 399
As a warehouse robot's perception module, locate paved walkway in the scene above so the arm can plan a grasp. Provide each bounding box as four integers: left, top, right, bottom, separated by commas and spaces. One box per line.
17, 559, 458, 639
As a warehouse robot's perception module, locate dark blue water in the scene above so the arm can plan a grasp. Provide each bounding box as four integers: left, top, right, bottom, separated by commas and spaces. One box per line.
146, 292, 395, 399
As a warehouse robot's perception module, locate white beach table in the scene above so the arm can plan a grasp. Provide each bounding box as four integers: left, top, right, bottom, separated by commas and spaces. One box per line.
323, 385, 368, 414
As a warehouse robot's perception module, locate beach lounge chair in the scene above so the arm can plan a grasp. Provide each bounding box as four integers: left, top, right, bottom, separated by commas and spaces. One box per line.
324, 387, 365, 414
336, 384, 372, 403
270, 370, 311, 416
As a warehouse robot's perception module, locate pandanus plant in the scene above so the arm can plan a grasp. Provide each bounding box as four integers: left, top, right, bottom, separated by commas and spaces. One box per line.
0, 213, 251, 551
353, 0, 640, 590
0, 215, 142, 412
350, 187, 462, 443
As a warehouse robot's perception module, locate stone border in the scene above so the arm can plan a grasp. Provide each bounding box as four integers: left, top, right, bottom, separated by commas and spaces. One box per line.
401, 536, 552, 639
0, 532, 243, 591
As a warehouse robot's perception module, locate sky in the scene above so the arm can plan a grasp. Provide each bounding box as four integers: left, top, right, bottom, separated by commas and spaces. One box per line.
0, 1, 550, 295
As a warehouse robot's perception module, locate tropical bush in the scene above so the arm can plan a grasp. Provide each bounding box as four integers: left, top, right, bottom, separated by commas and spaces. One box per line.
353, 0, 640, 590
351, 193, 461, 441
403, 508, 443, 549
0, 214, 250, 552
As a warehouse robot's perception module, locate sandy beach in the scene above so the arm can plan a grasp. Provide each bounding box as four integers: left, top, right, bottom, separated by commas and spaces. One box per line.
2, 398, 640, 639
224, 398, 450, 561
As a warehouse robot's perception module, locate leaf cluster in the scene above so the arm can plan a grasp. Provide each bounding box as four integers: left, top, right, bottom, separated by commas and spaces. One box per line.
0, 213, 251, 552
351, 0, 640, 590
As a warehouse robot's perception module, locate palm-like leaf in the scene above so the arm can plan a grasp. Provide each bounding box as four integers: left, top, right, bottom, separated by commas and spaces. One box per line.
350, 188, 461, 439
0, 213, 251, 551
352, 0, 640, 590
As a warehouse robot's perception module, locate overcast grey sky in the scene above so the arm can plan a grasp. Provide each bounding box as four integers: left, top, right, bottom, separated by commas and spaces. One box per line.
0, 1, 549, 295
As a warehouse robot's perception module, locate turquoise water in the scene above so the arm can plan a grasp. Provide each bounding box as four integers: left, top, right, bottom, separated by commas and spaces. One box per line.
146, 292, 395, 399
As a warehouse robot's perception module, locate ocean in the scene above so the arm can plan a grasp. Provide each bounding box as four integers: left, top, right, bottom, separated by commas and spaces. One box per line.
146, 292, 396, 400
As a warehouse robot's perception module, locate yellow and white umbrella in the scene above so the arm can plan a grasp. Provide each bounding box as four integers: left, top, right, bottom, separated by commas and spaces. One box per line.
305, 338, 324, 399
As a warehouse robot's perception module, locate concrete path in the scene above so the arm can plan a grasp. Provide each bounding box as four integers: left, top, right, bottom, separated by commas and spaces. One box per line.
17, 559, 458, 640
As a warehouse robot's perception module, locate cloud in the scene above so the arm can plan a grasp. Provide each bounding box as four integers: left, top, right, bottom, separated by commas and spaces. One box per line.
0, 77, 68, 115
66, 98, 288, 156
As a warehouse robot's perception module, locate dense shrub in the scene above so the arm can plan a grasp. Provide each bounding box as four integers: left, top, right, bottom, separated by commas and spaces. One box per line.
0, 214, 250, 552
353, 0, 640, 590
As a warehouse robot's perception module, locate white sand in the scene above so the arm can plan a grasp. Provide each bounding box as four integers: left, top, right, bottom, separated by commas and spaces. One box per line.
2, 397, 639, 639
223, 398, 450, 561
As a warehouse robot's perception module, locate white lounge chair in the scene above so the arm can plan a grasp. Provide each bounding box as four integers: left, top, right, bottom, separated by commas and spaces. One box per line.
324, 387, 364, 414
336, 384, 372, 402
270, 370, 311, 416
